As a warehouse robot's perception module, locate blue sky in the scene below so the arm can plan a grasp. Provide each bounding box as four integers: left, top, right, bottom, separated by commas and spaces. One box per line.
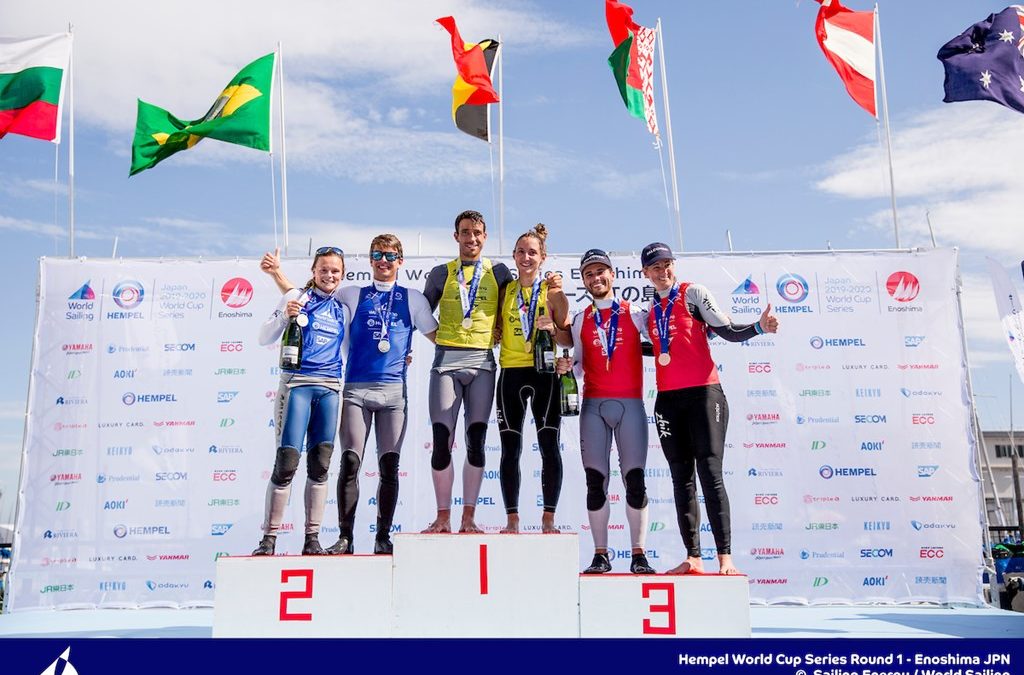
1, 0, 1021, 518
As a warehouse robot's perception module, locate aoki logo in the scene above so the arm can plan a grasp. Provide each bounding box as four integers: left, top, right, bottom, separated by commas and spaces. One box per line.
776, 273, 809, 303
112, 280, 145, 308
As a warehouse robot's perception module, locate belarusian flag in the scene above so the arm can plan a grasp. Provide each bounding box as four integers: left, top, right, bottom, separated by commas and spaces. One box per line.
606, 0, 659, 137
0, 33, 72, 143
130, 52, 275, 176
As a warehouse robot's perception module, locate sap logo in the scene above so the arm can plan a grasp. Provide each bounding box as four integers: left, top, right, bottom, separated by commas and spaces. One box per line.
863, 521, 891, 531
164, 343, 196, 352
217, 391, 239, 403
113, 369, 136, 379
905, 335, 925, 347
700, 548, 716, 561
753, 493, 779, 505
220, 341, 244, 352
812, 577, 829, 587
98, 581, 127, 592
103, 500, 128, 510
155, 472, 188, 481
747, 362, 772, 374
211, 523, 233, 536
917, 465, 939, 478
863, 576, 889, 587
920, 547, 945, 559
369, 524, 403, 534
860, 441, 884, 452
212, 470, 238, 482
854, 414, 887, 424
912, 414, 936, 425
860, 548, 894, 558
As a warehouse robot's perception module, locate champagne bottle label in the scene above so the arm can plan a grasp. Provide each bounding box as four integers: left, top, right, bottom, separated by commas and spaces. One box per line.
566, 394, 578, 409
282, 346, 299, 362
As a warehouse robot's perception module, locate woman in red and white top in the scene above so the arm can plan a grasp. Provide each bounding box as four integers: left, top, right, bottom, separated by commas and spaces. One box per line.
641, 242, 779, 576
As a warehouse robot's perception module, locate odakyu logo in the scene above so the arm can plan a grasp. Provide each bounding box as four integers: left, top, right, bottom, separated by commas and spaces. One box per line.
145, 580, 190, 591
220, 277, 253, 308
886, 271, 920, 302
775, 273, 809, 303
732, 275, 760, 295
112, 280, 145, 309
911, 520, 956, 531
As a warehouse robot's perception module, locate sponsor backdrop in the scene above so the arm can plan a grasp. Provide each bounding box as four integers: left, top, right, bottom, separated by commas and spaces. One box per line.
9, 248, 981, 610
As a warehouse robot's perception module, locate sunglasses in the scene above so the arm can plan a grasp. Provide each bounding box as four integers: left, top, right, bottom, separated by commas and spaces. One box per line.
315, 246, 344, 256
370, 251, 401, 262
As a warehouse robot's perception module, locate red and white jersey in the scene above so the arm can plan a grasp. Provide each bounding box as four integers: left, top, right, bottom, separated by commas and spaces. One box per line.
646, 282, 720, 391
569, 298, 645, 400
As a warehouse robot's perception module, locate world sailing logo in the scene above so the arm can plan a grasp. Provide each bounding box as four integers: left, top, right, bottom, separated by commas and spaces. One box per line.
40, 647, 78, 675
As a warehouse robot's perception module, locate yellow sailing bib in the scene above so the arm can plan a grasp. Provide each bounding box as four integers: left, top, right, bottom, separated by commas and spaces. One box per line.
436, 258, 500, 349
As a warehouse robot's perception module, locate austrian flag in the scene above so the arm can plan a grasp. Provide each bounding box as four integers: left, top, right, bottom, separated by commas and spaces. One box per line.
0, 33, 72, 142
814, 0, 877, 117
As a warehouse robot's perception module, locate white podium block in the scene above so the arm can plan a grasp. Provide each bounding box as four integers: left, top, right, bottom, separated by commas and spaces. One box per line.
212, 555, 394, 637
579, 574, 751, 637
391, 533, 579, 637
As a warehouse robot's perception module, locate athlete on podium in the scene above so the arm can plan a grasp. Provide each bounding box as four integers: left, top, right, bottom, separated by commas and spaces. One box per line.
640, 242, 779, 575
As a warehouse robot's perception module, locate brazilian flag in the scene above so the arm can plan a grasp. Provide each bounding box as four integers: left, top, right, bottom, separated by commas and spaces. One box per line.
130, 53, 275, 176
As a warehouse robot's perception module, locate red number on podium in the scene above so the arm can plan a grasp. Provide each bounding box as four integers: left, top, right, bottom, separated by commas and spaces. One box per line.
641, 582, 676, 635
479, 544, 489, 595
279, 568, 314, 621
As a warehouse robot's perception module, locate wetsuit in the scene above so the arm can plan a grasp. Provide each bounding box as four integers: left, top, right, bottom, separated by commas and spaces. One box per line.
334, 282, 437, 547
568, 299, 650, 552
423, 258, 513, 511
495, 278, 562, 515
258, 288, 347, 537
647, 282, 762, 558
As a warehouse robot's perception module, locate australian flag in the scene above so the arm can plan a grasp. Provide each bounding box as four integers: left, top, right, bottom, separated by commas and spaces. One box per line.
938, 6, 1024, 114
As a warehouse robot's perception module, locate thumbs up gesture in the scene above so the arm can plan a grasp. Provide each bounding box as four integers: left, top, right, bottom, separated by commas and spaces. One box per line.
260, 247, 281, 274
759, 303, 779, 334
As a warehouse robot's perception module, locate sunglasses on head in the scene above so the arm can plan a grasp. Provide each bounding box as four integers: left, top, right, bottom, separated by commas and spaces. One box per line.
315, 246, 344, 256
370, 251, 401, 262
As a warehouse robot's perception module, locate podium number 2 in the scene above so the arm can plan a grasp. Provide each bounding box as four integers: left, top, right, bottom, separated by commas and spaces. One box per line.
641, 582, 676, 635
280, 569, 314, 621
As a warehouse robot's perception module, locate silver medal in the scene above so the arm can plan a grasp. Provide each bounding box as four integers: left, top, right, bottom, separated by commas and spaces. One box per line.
295, 314, 309, 328
378, 340, 391, 353
658, 352, 671, 366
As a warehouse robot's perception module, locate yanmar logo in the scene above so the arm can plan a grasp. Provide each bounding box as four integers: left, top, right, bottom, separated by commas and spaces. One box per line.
742, 441, 787, 449
909, 495, 953, 503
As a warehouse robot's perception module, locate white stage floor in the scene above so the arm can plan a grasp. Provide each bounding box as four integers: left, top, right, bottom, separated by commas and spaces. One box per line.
0, 605, 1021, 639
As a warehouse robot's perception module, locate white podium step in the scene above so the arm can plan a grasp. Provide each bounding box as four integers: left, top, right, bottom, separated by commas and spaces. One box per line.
391, 533, 580, 637
212, 554, 394, 637
579, 573, 751, 637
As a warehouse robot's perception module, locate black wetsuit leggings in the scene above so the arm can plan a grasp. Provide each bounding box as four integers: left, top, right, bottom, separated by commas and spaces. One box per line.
496, 367, 562, 514
654, 384, 732, 556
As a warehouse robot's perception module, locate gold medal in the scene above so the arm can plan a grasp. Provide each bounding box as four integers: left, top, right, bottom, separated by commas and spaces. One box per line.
378, 340, 391, 353
524, 341, 532, 352
461, 317, 473, 329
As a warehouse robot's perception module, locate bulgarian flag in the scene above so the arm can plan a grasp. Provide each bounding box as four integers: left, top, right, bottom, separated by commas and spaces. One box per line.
0, 33, 72, 143
436, 16, 500, 141
130, 52, 275, 176
814, 0, 877, 117
606, 0, 659, 137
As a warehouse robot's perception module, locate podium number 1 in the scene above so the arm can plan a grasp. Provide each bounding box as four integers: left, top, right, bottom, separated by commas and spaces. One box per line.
641, 582, 676, 635
280, 569, 314, 621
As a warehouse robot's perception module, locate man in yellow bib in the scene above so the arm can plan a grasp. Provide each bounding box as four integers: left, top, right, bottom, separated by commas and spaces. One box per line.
422, 210, 514, 533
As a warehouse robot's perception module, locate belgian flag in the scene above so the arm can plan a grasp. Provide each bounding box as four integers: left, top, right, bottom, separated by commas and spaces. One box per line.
437, 16, 499, 142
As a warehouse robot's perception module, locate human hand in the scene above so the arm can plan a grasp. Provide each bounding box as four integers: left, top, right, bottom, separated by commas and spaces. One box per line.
260, 247, 281, 274
759, 303, 779, 334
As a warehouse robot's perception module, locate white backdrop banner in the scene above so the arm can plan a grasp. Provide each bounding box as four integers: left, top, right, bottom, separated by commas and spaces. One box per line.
8, 248, 982, 610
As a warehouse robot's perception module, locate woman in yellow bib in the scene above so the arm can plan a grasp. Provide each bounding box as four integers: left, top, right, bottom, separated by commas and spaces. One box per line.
496, 224, 569, 533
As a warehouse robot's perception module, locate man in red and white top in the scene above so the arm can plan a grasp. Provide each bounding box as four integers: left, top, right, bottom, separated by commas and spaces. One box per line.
554, 249, 655, 575
641, 242, 779, 575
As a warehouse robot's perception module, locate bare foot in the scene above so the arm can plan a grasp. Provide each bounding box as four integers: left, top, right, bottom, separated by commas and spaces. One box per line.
541, 512, 560, 534
421, 511, 451, 533
460, 506, 483, 533
665, 556, 705, 575
500, 513, 520, 534
718, 554, 741, 575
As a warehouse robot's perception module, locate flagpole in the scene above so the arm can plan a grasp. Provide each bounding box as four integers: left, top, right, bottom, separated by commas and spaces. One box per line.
874, 5, 900, 248
67, 24, 75, 258
656, 19, 683, 252
276, 43, 291, 256
497, 35, 505, 255
269, 152, 279, 250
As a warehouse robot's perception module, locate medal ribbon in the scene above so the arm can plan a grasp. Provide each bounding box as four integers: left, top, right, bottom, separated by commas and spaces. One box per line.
517, 277, 542, 345
372, 286, 397, 341
457, 261, 483, 324
592, 300, 620, 369
653, 284, 678, 359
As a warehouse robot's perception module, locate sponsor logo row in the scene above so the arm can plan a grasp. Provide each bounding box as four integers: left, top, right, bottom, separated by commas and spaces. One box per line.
65, 278, 254, 322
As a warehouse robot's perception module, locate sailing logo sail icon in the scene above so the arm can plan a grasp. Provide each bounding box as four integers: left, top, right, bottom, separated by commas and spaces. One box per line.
41, 647, 79, 675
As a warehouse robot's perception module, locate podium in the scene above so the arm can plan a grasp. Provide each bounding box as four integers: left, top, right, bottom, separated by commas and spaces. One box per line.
578, 573, 751, 637
213, 534, 751, 637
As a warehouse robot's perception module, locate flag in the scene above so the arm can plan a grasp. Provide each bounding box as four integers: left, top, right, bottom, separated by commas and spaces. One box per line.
0, 33, 72, 143
937, 6, 1024, 115
130, 52, 275, 176
988, 258, 1024, 384
814, 0, 876, 117
605, 0, 659, 137
436, 16, 499, 142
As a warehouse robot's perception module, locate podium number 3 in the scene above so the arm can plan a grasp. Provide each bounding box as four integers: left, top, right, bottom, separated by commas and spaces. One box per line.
280, 569, 314, 621
641, 582, 676, 635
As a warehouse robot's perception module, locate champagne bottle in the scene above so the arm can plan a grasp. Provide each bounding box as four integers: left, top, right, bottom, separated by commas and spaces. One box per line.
559, 349, 579, 417
533, 307, 556, 373
280, 313, 303, 370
